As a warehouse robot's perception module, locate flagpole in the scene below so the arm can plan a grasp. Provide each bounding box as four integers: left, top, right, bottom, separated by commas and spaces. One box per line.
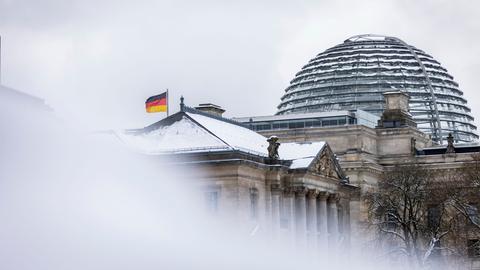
166, 88, 169, 117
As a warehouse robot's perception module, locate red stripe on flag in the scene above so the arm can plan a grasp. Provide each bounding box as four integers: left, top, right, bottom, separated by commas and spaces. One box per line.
146, 98, 167, 107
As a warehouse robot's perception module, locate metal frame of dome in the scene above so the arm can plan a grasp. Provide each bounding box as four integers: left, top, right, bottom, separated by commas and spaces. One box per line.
276, 34, 478, 144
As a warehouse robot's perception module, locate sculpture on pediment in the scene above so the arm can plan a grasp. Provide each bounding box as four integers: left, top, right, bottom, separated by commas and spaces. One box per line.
315, 157, 325, 173
315, 150, 336, 178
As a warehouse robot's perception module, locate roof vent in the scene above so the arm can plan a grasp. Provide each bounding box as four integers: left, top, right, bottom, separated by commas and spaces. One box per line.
194, 103, 225, 117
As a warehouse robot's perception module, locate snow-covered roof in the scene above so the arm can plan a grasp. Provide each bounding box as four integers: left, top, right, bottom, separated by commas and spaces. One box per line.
186, 112, 269, 156
115, 115, 230, 154
280, 142, 326, 169
116, 111, 269, 156
115, 110, 328, 170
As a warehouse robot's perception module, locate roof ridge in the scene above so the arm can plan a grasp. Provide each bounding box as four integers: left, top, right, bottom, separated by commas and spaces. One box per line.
182, 112, 234, 151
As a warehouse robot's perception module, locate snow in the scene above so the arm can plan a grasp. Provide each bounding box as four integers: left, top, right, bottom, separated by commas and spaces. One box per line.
290, 157, 315, 169
116, 116, 229, 154
187, 112, 269, 156
116, 111, 326, 168
280, 142, 325, 159
280, 142, 326, 169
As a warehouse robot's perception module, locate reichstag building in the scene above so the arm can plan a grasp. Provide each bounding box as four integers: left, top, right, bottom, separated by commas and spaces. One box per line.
117, 34, 479, 268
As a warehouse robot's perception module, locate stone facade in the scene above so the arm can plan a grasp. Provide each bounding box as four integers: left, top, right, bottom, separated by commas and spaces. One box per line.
253, 92, 480, 266
120, 92, 479, 265
166, 144, 357, 249
119, 107, 359, 251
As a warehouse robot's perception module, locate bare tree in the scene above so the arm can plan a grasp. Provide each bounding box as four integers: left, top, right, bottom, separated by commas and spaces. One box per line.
366, 164, 457, 269
450, 153, 480, 231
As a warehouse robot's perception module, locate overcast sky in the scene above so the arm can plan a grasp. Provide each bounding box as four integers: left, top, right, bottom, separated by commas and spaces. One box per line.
0, 0, 479, 130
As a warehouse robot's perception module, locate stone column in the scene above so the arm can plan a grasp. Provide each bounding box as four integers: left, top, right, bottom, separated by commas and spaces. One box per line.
340, 198, 351, 252
271, 184, 282, 238
306, 189, 319, 249
283, 187, 296, 245
327, 193, 339, 248
348, 198, 362, 255
316, 191, 329, 250
338, 204, 344, 246
295, 186, 308, 247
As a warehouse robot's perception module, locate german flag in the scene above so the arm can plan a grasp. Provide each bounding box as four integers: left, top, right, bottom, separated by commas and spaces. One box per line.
145, 92, 167, 113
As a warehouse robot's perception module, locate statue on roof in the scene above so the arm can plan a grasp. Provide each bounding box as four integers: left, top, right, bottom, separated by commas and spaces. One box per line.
446, 133, 455, 154
411, 137, 417, 155
267, 136, 280, 160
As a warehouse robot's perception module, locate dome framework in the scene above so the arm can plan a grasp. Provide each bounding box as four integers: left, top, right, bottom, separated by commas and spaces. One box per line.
277, 34, 478, 144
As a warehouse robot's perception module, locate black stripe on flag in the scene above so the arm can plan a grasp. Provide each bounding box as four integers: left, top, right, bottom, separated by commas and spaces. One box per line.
146, 92, 167, 104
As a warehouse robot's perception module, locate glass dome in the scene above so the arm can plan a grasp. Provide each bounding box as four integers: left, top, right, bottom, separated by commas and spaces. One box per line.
277, 34, 478, 143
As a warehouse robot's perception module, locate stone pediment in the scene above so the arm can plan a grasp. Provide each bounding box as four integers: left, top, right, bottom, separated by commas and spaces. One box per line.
309, 145, 343, 179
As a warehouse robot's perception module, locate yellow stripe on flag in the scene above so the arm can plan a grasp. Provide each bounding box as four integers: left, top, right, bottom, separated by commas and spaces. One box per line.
146, 105, 167, 113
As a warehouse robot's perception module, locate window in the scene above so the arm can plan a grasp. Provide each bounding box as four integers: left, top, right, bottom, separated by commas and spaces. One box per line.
427, 205, 441, 229
466, 203, 479, 225
385, 209, 398, 230
322, 119, 338, 126
468, 239, 480, 258
249, 188, 259, 220
204, 191, 219, 214
288, 122, 305, 129
305, 120, 321, 127
254, 124, 272, 131
272, 122, 288, 129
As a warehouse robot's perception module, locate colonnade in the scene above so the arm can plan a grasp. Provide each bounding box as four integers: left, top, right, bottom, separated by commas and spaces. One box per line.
271, 186, 345, 250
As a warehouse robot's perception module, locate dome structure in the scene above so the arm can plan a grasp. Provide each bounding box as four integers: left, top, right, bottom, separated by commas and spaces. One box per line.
277, 34, 478, 143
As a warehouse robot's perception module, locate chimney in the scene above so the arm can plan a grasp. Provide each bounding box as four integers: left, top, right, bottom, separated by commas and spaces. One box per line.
194, 103, 225, 117
377, 91, 416, 128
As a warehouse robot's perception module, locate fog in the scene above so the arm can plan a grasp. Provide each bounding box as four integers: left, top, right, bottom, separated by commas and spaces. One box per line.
0, 1, 478, 268
0, 0, 479, 131
0, 80, 399, 270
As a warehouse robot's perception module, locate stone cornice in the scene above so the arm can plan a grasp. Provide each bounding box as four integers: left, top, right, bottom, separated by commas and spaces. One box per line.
294, 186, 309, 195
327, 193, 340, 202
318, 191, 329, 200
342, 166, 384, 176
